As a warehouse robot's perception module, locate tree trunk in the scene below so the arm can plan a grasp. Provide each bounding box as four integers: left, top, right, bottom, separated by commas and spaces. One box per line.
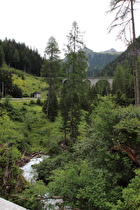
131, 0, 140, 106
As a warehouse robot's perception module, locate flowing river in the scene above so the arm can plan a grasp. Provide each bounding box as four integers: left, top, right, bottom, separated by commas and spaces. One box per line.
20, 155, 48, 183
20, 155, 64, 210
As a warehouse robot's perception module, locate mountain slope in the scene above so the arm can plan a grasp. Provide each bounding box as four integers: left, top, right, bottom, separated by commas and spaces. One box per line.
0, 64, 47, 98
100, 36, 140, 76
0, 38, 43, 76
83, 47, 120, 77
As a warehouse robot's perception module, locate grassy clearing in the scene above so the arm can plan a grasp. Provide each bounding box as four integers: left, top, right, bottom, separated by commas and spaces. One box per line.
2, 64, 48, 98
13, 74, 48, 97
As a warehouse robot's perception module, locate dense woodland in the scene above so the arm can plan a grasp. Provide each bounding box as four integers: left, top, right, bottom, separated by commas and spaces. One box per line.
0, 38, 43, 76
1, 16, 140, 210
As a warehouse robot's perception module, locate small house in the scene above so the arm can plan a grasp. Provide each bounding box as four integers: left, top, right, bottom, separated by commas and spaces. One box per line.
34, 91, 41, 98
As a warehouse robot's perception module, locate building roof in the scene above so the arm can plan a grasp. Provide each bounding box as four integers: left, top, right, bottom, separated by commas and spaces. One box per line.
0, 197, 27, 210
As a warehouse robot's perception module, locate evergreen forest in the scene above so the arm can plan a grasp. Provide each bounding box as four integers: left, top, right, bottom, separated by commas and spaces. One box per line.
1, 19, 140, 210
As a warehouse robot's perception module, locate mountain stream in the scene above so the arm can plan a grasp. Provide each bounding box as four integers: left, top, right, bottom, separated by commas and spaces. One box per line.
20, 155, 64, 209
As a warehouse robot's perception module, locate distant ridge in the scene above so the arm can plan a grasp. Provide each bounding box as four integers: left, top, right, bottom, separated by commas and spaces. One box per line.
100, 48, 122, 54
82, 47, 120, 77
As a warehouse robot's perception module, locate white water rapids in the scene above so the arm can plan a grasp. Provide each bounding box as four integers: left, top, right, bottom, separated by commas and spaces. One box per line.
20, 155, 48, 183
20, 155, 64, 210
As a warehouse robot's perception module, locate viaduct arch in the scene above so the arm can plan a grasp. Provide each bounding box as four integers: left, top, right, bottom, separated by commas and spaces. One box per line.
83, 78, 113, 88
63, 78, 113, 89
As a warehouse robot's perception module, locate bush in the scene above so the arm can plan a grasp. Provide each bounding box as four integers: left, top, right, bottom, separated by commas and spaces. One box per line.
12, 84, 22, 98
29, 100, 36, 105
47, 161, 110, 209
111, 170, 140, 210
36, 98, 42, 105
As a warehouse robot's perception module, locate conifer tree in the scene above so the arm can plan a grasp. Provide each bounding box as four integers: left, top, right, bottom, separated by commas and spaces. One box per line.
60, 21, 87, 142
42, 36, 60, 121
12, 49, 20, 68
0, 45, 5, 67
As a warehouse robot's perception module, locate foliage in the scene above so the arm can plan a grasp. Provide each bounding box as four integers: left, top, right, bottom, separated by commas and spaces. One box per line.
12, 72, 47, 98
79, 81, 97, 116
42, 36, 60, 121
0, 98, 63, 203
47, 161, 118, 210
111, 169, 140, 210
0, 69, 13, 97
112, 61, 134, 105
43, 91, 58, 121
0, 69, 22, 98
86, 98, 140, 154
0, 63, 47, 98
35, 151, 71, 184
2, 38, 43, 76
60, 21, 88, 142
114, 117, 140, 146
95, 80, 111, 96
0, 145, 25, 198
44, 97, 140, 209
0, 44, 5, 67
15, 181, 47, 210
0, 113, 24, 144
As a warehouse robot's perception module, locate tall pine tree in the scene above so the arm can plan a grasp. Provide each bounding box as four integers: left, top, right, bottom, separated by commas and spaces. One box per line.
60, 21, 87, 142
42, 36, 60, 121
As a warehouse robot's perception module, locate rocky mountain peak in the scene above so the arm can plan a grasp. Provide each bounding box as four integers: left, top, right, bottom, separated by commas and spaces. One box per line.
100, 48, 119, 54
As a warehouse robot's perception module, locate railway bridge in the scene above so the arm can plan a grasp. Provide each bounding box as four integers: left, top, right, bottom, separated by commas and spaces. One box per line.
63, 78, 113, 88
83, 78, 113, 88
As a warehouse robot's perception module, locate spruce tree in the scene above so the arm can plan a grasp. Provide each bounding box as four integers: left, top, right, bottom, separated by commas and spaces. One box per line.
0, 45, 5, 67
12, 49, 20, 68
42, 36, 60, 121
60, 21, 87, 142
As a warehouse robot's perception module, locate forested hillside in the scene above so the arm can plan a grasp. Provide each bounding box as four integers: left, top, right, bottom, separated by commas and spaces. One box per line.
0, 38, 46, 98
0, 38, 121, 78
0, 67, 47, 98
0, 38, 43, 76
100, 36, 140, 76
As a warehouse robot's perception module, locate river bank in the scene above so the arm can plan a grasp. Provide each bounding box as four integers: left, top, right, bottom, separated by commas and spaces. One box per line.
18, 151, 47, 167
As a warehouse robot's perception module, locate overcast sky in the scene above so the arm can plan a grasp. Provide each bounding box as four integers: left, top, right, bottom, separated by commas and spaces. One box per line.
1, 0, 140, 58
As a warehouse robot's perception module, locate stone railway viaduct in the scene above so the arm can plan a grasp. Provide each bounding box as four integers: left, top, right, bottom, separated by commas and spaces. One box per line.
63, 78, 113, 89
84, 78, 113, 88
